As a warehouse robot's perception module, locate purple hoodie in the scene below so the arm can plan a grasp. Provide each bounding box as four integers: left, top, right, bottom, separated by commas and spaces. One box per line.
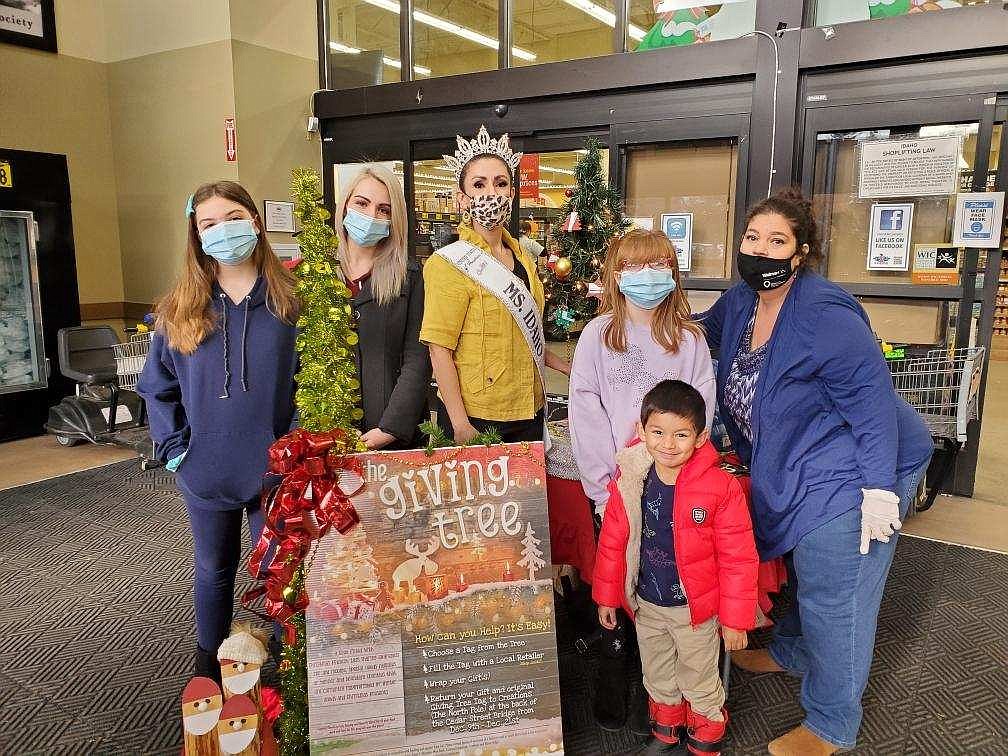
568, 315, 715, 511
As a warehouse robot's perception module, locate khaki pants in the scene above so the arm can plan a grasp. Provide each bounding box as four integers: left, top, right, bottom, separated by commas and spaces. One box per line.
635, 597, 725, 720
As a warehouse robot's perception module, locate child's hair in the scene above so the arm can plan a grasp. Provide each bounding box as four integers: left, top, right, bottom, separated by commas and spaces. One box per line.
155, 180, 298, 354
640, 380, 706, 433
599, 229, 702, 353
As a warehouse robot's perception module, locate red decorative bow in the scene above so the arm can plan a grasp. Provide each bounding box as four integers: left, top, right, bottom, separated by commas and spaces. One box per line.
242, 428, 365, 644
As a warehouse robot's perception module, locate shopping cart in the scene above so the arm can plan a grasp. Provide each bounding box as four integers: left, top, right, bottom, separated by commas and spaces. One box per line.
112, 331, 153, 390
887, 346, 985, 511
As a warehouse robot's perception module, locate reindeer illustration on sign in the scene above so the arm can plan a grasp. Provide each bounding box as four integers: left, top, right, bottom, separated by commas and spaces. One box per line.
392, 539, 439, 592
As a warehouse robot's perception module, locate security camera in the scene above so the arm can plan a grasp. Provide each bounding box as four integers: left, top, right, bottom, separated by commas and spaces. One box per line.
493, 103, 509, 118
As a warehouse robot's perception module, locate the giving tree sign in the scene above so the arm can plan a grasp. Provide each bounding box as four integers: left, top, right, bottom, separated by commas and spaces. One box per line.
305, 443, 563, 755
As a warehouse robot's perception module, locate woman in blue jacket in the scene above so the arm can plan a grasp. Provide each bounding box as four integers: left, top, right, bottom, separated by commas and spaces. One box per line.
137, 181, 299, 679
700, 189, 932, 755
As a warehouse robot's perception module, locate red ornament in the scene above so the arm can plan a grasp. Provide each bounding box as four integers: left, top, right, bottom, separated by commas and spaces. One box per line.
565, 189, 574, 198
561, 211, 581, 232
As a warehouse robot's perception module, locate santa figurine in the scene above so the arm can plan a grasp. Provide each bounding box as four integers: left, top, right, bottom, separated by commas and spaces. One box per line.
216, 695, 261, 756
868, 0, 961, 17
217, 623, 269, 707
181, 676, 223, 756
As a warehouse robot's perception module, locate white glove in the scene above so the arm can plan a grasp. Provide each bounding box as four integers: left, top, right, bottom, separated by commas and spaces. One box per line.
859, 488, 902, 555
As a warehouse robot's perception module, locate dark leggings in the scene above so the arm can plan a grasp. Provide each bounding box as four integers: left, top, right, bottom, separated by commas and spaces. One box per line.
185, 498, 265, 653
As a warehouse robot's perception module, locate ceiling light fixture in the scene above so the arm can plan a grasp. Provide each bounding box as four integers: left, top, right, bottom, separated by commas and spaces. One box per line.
561, 0, 646, 41
362, 0, 537, 61
329, 41, 431, 76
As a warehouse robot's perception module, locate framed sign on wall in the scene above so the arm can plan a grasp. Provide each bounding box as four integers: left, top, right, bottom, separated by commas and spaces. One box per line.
0, 1, 57, 53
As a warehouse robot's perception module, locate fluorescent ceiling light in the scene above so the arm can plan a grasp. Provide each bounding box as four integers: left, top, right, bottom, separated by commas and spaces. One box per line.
540, 165, 575, 176
330, 41, 431, 76
362, 0, 537, 61
562, 0, 646, 41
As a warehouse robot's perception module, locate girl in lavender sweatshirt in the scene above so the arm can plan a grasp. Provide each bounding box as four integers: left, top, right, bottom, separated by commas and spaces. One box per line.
570, 229, 715, 517
568, 229, 715, 735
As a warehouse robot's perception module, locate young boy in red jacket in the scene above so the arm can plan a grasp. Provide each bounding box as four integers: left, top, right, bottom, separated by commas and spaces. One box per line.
594, 380, 759, 755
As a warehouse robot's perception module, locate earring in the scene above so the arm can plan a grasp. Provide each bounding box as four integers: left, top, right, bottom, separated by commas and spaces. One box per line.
461, 209, 473, 227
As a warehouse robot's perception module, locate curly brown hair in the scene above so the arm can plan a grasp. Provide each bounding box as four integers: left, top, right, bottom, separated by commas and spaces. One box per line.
744, 187, 822, 270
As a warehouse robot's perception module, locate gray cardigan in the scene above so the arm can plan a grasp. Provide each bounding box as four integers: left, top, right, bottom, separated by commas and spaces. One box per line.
351, 259, 432, 449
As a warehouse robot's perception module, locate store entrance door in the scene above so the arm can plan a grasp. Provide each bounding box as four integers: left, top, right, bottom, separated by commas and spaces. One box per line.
613, 115, 750, 316
799, 90, 1003, 498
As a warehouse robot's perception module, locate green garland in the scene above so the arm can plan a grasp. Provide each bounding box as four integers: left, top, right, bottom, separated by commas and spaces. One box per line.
277, 168, 363, 756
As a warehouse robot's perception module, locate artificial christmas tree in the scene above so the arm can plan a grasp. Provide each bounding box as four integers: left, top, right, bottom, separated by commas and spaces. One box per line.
544, 138, 630, 339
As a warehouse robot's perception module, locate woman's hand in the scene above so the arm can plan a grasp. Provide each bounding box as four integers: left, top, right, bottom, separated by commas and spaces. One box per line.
598, 605, 619, 630
545, 350, 572, 376
360, 428, 397, 450
453, 421, 480, 445
722, 627, 748, 651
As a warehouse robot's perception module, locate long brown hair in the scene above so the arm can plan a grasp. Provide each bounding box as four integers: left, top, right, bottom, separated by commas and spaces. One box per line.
599, 229, 702, 353
155, 181, 299, 354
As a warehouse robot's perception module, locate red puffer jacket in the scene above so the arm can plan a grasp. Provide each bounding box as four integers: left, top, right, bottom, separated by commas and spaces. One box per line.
592, 439, 759, 631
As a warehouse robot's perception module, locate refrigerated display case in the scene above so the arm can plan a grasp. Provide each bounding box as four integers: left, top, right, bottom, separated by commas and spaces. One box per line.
0, 211, 47, 396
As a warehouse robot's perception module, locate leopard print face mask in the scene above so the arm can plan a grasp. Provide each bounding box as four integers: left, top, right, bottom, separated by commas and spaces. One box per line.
466, 193, 512, 230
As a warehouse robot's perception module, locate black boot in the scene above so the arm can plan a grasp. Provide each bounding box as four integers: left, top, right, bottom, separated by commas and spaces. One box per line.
627, 670, 652, 736
194, 644, 221, 685
634, 737, 686, 755
591, 620, 629, 731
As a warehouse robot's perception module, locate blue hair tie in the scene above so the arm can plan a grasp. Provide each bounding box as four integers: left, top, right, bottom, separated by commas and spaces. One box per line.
185, 193, 195, 218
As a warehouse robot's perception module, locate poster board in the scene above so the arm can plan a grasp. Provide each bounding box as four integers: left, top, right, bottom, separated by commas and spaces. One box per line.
858, 136, 960, 199
912, 244, 959, 285
953, 192, 1005, 248
305, 443, 563, 755
867, 203, 914, 271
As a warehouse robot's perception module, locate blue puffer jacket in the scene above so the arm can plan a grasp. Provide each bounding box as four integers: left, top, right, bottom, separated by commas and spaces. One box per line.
137, 277, 298, 511
699, 271, 933, 560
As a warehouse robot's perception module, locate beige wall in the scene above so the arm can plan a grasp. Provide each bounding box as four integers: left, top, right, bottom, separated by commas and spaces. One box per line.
108, 41, 240, 306
0, 1, 124, 308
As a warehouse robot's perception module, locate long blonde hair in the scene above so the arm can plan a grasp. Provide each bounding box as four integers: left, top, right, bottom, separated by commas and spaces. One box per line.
335, 165, 409, 306
599, 229, 702, 353
155, 181, 299, 354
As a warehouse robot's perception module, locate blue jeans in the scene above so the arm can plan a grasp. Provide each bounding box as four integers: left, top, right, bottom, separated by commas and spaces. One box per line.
768, 463, 928, 748
185, 498, 265, 653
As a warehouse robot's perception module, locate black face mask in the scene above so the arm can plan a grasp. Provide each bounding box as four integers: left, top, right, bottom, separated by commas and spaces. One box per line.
737, 252, 797, 292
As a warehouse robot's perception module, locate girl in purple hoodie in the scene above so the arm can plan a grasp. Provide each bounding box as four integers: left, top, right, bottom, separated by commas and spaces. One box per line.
568, 229, 715, 735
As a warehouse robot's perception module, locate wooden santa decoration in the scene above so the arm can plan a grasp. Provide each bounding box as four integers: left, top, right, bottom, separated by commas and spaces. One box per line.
181, 676, 223, 756
216, 694, 260, 756
217, 623, 268, 708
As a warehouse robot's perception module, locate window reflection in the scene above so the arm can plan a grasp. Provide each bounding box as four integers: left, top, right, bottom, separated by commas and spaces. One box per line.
327, 0, 412, 85
513, 0, 615, 66
629, 1, 757, 52
816, 0, 990, 26
413, 0, 504, 76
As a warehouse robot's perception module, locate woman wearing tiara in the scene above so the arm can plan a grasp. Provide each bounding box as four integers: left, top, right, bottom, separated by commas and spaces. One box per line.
420, 125, 571, 444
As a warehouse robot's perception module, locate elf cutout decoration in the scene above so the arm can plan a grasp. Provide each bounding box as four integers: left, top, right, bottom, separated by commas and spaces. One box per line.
868, 0, 962, 16
217, 624, 269, 706
636, 4, 722, 51
182, 677, 224, 756
217, 695, 261, 755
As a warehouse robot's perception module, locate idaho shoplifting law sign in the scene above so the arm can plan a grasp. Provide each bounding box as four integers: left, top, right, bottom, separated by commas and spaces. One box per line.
304, 443, 563, 755
858, 136, 960, 199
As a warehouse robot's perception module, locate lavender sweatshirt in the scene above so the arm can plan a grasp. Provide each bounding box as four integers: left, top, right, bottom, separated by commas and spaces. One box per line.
568, 315, 716, 511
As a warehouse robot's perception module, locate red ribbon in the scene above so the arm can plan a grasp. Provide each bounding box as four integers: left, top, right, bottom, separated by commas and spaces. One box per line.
242, 428, 364, 644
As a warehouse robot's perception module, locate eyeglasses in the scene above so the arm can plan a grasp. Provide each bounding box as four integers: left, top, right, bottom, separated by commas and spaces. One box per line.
618, 260, 675, 272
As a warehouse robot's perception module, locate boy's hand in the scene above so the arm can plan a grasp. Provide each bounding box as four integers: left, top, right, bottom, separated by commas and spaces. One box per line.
722, 627, 748, 651
598, 606, 618, 630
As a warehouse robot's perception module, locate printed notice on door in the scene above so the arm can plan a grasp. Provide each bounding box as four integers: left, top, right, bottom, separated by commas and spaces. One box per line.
858, 136, 960, 199
305, 443, 563, 755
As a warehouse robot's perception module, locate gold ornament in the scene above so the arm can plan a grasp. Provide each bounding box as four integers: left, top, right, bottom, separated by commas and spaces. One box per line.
282, 585, 298, 604
591, 256, 602, 268
554, 257, 572, 280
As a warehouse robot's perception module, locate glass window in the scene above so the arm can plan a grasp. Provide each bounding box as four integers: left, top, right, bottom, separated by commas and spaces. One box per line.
413, 0, 501, 77
629, 1, 757, 52
517, 149, 608, 256
812, 123, 979, 286
327, 0, 412, 85
623, 139, 739, 280
513, 0, 614, 66
816, 0, 991, 26
404, 159, 461, 261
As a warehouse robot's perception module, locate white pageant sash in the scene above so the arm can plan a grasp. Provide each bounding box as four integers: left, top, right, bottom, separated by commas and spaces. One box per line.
434, 239, 551, 449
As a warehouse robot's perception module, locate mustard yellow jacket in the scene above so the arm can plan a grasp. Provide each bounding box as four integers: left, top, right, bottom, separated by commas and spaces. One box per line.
420, 225, 545, 421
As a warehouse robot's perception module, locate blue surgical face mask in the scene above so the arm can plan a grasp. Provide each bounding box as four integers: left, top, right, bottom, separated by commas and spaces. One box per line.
343, 207, 391, 248
200, 219, 258, 265
618, 267, 677, 310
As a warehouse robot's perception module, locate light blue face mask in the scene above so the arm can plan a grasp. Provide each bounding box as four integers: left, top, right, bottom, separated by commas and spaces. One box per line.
619, 267, 678, 310
199, 219, 258, 265
343, 207, 391, 248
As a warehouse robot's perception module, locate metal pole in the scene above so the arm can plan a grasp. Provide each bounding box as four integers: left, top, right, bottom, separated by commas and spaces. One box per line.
400, 0, 414, 83
499, 0, 513, 69
317, 0, 330, 90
